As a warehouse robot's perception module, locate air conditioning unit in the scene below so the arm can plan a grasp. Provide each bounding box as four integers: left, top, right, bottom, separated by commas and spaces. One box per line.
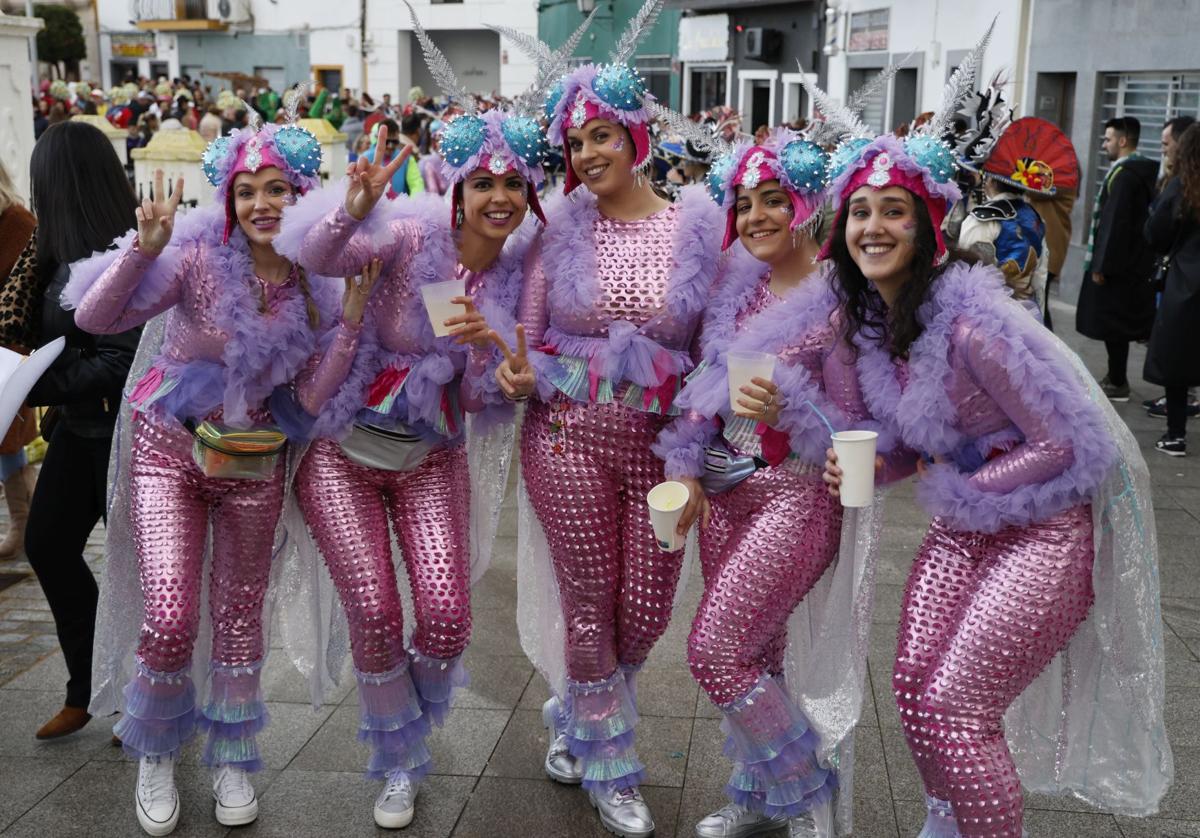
208, 0, 251, 23
744, 27, 782, 62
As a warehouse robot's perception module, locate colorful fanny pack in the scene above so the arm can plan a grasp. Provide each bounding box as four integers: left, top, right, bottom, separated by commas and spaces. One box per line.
186, 419, 287, 481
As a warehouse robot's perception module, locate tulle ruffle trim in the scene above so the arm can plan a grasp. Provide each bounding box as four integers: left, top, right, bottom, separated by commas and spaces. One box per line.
408, 650, 468, 728
197, 660, 267, 771
114, 662, 197, 760
566, 671, 646, 794
355, 661, 435, 780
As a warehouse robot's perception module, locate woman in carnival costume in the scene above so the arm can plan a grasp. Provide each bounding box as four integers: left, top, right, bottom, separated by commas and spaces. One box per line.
270, 5, 568, 828
651, 74, 901, 836
490, 1, 723, 834
820, 26, 1172, 838
69, 95, 371, 836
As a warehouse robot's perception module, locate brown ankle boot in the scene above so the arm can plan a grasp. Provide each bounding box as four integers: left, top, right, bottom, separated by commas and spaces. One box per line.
35, 706, 91, 740
0, 465, 32, 561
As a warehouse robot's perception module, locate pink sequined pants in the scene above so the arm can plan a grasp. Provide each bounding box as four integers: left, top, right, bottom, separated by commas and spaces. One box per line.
894, 505, 1095, 838
129, 413, 282, 673
295, 439, 472, 674
689, 466, 842, 707
522, 397, 683, 683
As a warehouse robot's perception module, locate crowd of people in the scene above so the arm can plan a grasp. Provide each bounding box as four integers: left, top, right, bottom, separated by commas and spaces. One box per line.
1, 1, 1190, 837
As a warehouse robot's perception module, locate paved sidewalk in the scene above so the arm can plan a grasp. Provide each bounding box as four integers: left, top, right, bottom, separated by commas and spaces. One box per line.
0, 302, 1197, 837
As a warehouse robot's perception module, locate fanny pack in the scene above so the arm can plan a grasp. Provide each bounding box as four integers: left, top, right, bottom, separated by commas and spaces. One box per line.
186, 419, 286, 481
339, 421, 434, 472
700, 439, 767, 495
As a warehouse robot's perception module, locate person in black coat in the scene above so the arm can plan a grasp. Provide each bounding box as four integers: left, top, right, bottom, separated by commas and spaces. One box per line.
25, 122, 141, 740
1144, 124, 1200, 457
1076, 116, 1159, 401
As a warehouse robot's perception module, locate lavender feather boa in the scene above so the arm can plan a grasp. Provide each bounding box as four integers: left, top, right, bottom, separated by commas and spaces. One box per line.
852, 261, 1117, 532
301, 194, 536, 440
64, 204, 325, 429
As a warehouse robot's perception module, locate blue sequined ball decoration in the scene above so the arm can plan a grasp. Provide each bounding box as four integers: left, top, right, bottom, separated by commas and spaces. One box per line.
544, 81, 566, 124
592, 64, 648, 112
779, 139, 828, 193
501, 115, 548, 167
441, 115, 488, 168
827, 137, 872, 183
904, 135, 957, 183
201, 136, 233, 186
273, 126, 323, 177
706, 153, 736, 205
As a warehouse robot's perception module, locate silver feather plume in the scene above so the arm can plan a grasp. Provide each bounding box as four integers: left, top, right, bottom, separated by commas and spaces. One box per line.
281, 82, 309, 125
797, 60, 871, 146
919, 16, 996, 141
237, 97, 263, 132
609, 0, 664, 66
955, 68, 1013, 167
646, 101, 733, 158
487, 10, 595, 119
404, 0, 476, 116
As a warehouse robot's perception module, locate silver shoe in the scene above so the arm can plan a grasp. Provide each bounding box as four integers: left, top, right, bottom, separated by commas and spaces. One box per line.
788, 799, 833, 838
695, 802, 787, 837
373, 769, 417, 829
589, 785, 655, 838
542, 697, 582, 784
916, 795, 959, 838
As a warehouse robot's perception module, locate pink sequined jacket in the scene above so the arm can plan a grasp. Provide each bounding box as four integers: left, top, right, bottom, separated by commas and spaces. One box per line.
520, 185, 723, 413
841, 261, 1117, 532
274, 188, 531, 440
63, 204, 347, 431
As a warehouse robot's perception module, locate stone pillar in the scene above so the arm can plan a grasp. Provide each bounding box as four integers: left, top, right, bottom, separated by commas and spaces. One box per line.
0, 13, 44, 202
298, 117, 349, 185
130, 126, 211, 208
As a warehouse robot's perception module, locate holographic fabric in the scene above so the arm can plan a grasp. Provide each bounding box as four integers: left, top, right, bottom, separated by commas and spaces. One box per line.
894, 505, 1095, 838
690, 467, 841, 706
521, 396, 681, 683
118, 411, 283, 764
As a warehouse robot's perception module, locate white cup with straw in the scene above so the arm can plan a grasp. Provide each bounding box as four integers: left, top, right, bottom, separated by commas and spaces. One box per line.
726, 350, 776, 417
421, 278, 467, 337
647, 480, 690, 552
831, 430, 879, 507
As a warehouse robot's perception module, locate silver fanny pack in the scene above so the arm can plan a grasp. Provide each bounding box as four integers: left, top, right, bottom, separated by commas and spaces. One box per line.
339, 422, 435, 472
699, 439, 767, 495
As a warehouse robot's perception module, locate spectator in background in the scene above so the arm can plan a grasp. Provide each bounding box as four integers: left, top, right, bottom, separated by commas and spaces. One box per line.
24, 122, 141, 740
1160, 116, 1196, 189
340, 102, 364, 156
198, 103, 223, 142
1076, 116, 1159, 401
1144, 124, 1200, 456
362, 117, 424, 197
419, 122, 448, 195
33, 99, 48, 139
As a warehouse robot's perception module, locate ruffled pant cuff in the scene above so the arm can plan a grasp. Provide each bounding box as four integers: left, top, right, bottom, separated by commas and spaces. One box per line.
198, 660, 268, 772
408, 649, 468, 728
566, 671, 647, 794
356, 662, 433, 781
114, 660, 197, 760
719, 675, 833, 819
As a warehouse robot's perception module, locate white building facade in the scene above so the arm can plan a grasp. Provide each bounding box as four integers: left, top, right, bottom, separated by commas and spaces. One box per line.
92, 0, 537, 100
822, 0, 1029, 134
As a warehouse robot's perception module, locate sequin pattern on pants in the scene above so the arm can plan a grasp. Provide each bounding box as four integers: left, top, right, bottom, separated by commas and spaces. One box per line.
894, 505, 1095, 838
689, 466, 842, 707
521, 396, 683, 683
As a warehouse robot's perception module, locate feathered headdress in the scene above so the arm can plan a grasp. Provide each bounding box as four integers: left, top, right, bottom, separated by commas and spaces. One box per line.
816, 19, 996, 263
405, 1, 552, 224
540, 0, 666, 193
955, 69, 1014, 173
200, 83, 323, 243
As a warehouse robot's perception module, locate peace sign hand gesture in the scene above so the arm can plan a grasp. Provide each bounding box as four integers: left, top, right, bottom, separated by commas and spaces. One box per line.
344, 125, 414, 221
489, 324, 536, 400
136, 169, 184, 257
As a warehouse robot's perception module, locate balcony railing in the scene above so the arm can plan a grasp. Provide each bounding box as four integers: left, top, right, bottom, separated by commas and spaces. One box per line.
131, 0, 229, 30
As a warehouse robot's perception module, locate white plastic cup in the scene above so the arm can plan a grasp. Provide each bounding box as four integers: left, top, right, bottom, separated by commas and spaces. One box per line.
726, 350, 776, 417
647, 480, 690, 552
421, 278, 467, 337
831, 430, 879, 508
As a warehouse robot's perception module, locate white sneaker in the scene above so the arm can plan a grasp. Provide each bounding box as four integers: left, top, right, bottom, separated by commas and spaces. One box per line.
135, 755, 179, 837
212, 764, 259, 826
374, 769, 417, 829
